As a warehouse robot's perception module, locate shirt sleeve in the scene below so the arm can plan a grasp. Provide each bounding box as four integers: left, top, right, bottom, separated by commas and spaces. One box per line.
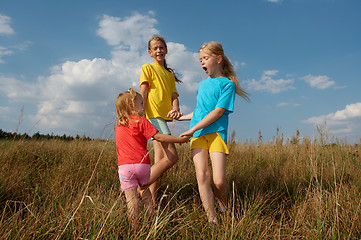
216, 81, 235, 114
139, 116, 158, 140
140, 64, 152, 87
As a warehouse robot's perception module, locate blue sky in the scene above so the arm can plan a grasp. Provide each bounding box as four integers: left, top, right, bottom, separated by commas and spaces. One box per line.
1, 0, 360, 143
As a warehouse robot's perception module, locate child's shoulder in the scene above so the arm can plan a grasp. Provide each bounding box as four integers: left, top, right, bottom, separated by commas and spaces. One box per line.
141, 63, 151, 69
127, 114, 145, 121
142, 62, 164, 69
133, 114, 147, 120
118, 115, 147, 129
217, 77, 234, 86
217, 76, 232, 82
141, 63, 160, 74
204, 77, 233, 85
131, 115, 151, 126
142, 62, 159, 68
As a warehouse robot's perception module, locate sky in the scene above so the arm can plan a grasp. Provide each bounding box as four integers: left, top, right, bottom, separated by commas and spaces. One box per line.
0, 0, 360, 143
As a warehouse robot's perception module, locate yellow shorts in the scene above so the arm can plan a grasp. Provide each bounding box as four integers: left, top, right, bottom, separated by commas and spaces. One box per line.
190, 132, 229, 154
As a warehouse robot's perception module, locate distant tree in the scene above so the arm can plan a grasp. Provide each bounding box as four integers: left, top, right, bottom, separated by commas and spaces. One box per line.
0, 129, 92, 141
0, 129, 6, 139
21, 133, 30, 140
33, 132, 41, 140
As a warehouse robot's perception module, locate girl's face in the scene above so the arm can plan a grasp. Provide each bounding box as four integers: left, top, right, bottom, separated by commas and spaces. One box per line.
199, 49, 223, 78
134, 94, 145, 117
148, 40, 167, 64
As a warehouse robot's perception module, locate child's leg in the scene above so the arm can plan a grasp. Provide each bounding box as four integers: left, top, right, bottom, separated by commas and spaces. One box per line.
148, 140, 178, 204
192, 148, 217, 222
140, 187, 154, 219
210, 152, 228, 212
124, 188, 140, 229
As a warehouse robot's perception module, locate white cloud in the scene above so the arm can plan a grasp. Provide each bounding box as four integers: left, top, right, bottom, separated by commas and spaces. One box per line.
0, 76, 37, 101
0, 14, 15, 35
28, 57, 132, 131
302, 102, 361, 137
179, 104, 191, 114
264, 70, 278, 76
96, 13, 159, 50
0, 12, 202, 136
303, 102, 361, 125
0, 46, 13, 63
0, 106, 14, 126
266, 0, 282, 3
0, 42, 32, 63
13, 41, 32, 51
0, 106, 11, 115
233, 61, 246, 70
301, 74, 336, 89
277, 102, 300, 108
166, 42, 203, 92
243, 70, 295, 93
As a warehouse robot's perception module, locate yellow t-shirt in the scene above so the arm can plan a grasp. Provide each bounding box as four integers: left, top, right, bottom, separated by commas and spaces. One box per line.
140, 62, 178, 121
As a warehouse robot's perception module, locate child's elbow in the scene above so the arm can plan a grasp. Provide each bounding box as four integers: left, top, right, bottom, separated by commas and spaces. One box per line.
153, 132, 165, 142
216, 107, 226, 116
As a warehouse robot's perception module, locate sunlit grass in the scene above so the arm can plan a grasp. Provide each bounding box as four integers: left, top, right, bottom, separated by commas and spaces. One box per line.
0, 136, 360, 239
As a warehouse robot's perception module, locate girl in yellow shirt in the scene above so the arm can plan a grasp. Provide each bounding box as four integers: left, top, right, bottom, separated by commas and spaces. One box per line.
139, 35, 182, 204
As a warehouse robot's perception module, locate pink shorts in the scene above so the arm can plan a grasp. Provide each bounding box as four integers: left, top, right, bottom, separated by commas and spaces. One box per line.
118, 164, 151, 191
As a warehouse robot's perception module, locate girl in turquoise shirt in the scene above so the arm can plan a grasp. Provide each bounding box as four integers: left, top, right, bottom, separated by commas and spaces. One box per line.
179, 41, 249, 223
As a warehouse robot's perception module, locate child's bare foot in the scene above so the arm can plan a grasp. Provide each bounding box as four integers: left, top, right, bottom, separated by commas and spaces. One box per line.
208, 216, 218, 224
217, 204, 228, 214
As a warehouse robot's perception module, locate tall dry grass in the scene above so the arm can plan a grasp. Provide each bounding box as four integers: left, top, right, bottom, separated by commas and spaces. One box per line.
0, 136, 360, 239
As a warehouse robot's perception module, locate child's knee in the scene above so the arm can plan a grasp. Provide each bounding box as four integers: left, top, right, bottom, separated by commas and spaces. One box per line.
213, 178, 227, 189
196, 171, 211, 185
169, 154, 178, 164
165, 152, 178, 166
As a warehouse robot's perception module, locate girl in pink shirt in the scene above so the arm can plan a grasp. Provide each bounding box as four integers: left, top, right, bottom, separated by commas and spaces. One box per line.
115, 88, 189, 229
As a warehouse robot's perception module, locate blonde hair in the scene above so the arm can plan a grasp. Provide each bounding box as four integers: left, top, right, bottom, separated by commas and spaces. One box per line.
115, 88, 141, 126
148, 35, 182, 83
199, 41, 249, 101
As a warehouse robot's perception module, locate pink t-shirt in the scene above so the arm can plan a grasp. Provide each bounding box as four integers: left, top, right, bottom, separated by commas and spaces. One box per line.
116, 115, 158, 165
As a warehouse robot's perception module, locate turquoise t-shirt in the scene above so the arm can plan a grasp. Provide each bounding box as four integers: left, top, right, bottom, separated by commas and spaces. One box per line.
190, 77, 235, 144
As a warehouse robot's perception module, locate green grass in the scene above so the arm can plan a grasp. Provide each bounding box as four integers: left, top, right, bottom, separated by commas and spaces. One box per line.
0, 138, 360, 239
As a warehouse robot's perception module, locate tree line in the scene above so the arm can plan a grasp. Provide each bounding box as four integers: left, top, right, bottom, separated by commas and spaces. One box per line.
0, 129, 92, 141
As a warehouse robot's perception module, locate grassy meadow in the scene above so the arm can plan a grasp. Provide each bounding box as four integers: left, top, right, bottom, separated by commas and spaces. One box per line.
0, 134, 361, 239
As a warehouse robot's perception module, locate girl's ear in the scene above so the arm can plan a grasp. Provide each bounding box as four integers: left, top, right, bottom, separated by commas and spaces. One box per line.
217, 55, 223, 64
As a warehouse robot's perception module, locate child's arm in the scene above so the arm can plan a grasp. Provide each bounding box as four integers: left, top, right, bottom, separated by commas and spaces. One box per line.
153, 132, 190, 143
139, 83, 149, 108
171, 92, 180, 112
180, 107, 225, 137
167, 92, 182, 120
178, 112, 193, 121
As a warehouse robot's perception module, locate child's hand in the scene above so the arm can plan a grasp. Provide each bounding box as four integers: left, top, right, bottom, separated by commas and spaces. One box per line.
167, 109, 183, 120
181, 136, 191, 142
178, 136, 191, 145
180, 130, 194, 138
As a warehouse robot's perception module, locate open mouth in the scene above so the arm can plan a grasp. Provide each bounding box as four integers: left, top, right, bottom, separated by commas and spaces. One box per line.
203, 67, 207, 72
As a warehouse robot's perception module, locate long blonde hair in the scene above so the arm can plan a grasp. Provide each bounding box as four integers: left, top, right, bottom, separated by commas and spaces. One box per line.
148, 35, 182, 83
115, 88, 141, 126
199, 41, 249, 101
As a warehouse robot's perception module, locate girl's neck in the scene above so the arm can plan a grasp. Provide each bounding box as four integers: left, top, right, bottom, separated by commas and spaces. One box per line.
210, 73, 224, 78
153, 59, 165, 66
210, 68, 224, 78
